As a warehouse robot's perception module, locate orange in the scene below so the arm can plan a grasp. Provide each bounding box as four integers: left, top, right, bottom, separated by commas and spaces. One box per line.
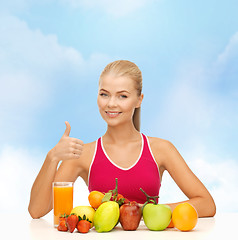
167, 219, 174, 228
172, 202, 198, 231
88, 191, 105, 209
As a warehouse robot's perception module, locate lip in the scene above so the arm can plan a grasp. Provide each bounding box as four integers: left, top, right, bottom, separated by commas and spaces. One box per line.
105, 111, 122, 118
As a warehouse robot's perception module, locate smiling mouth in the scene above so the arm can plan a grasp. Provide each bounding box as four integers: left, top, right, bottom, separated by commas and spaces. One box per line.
105, 111, 122, 118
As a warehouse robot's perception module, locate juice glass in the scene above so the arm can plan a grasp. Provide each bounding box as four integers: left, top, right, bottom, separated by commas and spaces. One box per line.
53, 182, 73, 227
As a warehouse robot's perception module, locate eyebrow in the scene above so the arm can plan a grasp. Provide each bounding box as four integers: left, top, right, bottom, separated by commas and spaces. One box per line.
99, 88, 131, 94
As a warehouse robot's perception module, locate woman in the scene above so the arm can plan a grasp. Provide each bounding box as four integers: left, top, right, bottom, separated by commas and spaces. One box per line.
28, 60, 216, 219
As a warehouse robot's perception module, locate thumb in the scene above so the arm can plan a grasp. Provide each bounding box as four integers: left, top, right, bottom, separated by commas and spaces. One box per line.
63, 121, 71, 137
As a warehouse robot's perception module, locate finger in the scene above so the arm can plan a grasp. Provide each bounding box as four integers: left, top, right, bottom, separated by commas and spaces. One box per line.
69, 152, 81, 159
71, 138, 84, 145
69, 146, 83, 155
72, 148, 82, 155
63, 121, 71, 137
71, 142, 83, 150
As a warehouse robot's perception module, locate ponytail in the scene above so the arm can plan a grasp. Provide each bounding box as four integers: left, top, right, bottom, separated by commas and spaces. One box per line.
133, 107, 141, 132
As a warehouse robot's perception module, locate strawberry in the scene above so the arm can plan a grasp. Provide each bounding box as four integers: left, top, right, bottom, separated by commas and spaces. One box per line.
77, 220, 91, 233
66, 214, 79, 233
58, 213, 68, 222
77, 215, 92, 233
57, 217, 68, 232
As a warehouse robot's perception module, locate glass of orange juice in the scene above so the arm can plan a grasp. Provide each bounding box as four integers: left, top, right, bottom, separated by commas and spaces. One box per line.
53, 182, 73, 227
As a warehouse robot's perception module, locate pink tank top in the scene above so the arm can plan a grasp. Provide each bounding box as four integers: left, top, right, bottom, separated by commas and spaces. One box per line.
88, 133, 161, 204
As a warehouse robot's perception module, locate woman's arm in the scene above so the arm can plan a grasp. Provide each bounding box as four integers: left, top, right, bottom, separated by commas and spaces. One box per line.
151, 138, 216, 217
28, 153, 83, 219
28, 122, 84, 219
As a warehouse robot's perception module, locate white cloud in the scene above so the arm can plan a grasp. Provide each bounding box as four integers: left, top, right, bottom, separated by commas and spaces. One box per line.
0, 14, 111, 87
0, 15, 85, 76
0, 146, 41, 213
151, 31, 238, 152
152, 61, 215, 147
216, 31, 238, 67
0, 145, 89, 214
0, 15, 83, 111
0, 73, 48, 109
0, 14, 111, 145
212, 31, 238, 98
62, 0, 157, 17
153, 32, 238, 213
159, 156, 238, 213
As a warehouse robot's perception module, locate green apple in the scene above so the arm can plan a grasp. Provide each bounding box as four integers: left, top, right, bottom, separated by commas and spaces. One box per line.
143, 203, 172, 231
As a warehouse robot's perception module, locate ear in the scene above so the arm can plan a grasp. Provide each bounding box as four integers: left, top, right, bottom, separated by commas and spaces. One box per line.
136, 93, 144, 108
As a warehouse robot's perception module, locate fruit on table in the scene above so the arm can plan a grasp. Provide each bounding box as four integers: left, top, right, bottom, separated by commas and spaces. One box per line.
119, 201, 142, 231
167, 218, 174, 228
76, 215, 92, 233
93, 201, 120, 233
88, 191, 105, 209
143, 203, 172, 231
115, 193, 124, 201
66, 214, 79, 233
172, 202, 198, 231
114, 193, 128, 206
57, 215, 68, 231
77, 220, 91, 233
101, 178, 128, 207
140, 188, 171, 231
70, 206, 95, 228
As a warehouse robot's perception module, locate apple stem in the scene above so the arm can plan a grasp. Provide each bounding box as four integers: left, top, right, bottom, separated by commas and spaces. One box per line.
139, 188, 159, 204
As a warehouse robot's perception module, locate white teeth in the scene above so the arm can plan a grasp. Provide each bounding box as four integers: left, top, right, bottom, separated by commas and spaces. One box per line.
106, 112, 120, 115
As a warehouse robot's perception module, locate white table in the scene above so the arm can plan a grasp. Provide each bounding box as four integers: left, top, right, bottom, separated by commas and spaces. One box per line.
1, 212, 236, 240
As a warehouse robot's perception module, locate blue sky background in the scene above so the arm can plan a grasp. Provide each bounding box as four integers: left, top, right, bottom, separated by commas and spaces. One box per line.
0, 0, 237, 214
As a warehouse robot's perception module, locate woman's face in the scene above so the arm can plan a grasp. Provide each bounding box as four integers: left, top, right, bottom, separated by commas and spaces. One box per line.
97, 74, 143, 128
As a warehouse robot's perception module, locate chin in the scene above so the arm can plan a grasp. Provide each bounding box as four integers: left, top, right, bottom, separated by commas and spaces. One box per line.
106, 120, 121, 127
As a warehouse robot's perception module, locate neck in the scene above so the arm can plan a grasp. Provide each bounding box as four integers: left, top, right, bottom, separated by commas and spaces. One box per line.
104, 122, 140, 144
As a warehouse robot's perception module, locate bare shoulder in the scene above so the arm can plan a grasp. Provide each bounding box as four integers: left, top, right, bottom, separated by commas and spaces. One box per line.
147, 136, 175, 152
82, 141, 97, 156
147, 136, 177, 166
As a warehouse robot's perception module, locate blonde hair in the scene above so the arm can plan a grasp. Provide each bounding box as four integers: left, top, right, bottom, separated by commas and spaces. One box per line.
99, 60, 143, 131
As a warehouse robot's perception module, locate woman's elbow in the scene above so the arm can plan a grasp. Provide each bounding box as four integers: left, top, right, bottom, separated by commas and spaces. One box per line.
205, 196, 216, 217
28, 204, 42, 219
209, 200, 216, 217
28, 207, 39, 219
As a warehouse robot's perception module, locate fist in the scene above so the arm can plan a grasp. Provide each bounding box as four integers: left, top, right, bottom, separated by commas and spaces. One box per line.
51, 121, 84, 162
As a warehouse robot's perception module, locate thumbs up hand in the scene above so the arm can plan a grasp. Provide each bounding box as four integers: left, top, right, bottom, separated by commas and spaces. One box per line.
50, 121, 84, 163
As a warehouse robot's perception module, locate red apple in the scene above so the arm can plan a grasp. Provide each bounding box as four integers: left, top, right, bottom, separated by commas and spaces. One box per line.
119, 201, 142, 231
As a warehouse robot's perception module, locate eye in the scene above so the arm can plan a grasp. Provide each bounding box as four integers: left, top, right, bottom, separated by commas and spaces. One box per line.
120, 95, 128, 99
99, 93, 108, 97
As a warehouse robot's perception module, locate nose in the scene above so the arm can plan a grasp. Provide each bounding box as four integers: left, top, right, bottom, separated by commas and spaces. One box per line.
107, 96, 117, 108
